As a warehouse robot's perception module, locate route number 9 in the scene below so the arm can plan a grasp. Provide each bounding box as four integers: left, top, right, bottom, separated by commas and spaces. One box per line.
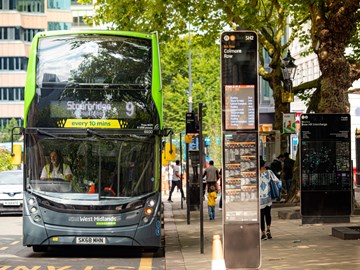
126, 102, 135, 117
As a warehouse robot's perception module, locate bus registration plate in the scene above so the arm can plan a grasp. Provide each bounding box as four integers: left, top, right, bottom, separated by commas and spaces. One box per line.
76, 237, 106, 244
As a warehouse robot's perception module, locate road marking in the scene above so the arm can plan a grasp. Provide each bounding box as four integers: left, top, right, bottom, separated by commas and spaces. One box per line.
139, 257, 153, 269
10, 241, 19, 245
107, 267, 135, 269
0, 247, 8, 251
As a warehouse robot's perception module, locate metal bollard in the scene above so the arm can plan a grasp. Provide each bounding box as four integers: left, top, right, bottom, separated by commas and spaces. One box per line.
212, 234, 226, 270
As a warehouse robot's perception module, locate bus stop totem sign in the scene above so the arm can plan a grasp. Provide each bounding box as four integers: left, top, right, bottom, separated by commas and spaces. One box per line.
221, 30, 260, 269
300, 113, 352, 224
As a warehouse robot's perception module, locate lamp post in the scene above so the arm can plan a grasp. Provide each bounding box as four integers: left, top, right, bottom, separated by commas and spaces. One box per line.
281, 50, 297, 103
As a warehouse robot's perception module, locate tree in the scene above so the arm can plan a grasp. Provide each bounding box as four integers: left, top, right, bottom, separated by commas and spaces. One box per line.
293, 0, 360, 113
161, 35, 221, 162
80, 0, 305, 154
79, 0, 307, 198
0, 148, 13, 172
0, 118, 21, 143
288, 1, 360, 203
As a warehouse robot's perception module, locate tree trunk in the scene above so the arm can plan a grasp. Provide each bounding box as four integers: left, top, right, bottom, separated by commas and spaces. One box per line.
287, 1, 360, 203
269, 74, 290, 154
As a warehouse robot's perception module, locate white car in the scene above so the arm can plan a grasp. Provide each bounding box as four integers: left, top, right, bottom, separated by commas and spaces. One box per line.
0, 170, 23, 214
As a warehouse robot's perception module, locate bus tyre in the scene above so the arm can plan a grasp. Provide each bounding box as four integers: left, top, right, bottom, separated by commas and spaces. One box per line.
32, 245, 48, 252
153, 247, 165, 257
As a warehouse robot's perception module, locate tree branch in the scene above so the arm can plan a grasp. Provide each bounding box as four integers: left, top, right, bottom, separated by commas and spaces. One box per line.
292, 78, 319, 95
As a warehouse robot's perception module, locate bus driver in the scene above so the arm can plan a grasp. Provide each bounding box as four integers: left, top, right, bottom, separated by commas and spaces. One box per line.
40, 149, 73, 180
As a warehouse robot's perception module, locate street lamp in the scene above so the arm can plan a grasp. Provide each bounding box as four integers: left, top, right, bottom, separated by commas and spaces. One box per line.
281, 50, 297, 103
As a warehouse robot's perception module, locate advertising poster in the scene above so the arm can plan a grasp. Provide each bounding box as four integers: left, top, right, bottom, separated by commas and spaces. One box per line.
283, 113, 296, 134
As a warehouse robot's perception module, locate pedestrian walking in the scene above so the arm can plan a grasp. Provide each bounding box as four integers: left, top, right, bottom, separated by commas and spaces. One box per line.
207, 185, 217, 220
168, 160, 185, 202
203, 160, 219, 193
259, 159, 280, 240
270, 154, 283, 179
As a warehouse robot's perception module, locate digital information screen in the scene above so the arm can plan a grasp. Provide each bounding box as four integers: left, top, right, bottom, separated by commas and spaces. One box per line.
300, 113, 352, 221
300, 114, 351, 191
224, 85, 255, 130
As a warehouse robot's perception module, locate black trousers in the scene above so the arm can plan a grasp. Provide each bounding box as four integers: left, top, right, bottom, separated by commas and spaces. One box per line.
260, 205, 272, 232
168, 180, 185, 199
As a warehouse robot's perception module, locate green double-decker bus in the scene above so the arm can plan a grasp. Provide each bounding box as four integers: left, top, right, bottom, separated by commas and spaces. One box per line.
21, 30, 165, 253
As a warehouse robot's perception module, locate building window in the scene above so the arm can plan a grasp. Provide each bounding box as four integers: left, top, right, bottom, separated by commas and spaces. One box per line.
0, 118, 23, 130
260, 80, 272, 105
0, 57, 28, 71
0, 0, 17, 10
17, 0, 44, 13
0, 27, 43, 42
48, 22, 71, 31
48, 0, 70, 10
72, 9, 94, 27
0, 88, 24, 101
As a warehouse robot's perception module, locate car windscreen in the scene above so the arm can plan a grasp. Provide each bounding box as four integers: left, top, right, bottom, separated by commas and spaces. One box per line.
0, 171, 23, 185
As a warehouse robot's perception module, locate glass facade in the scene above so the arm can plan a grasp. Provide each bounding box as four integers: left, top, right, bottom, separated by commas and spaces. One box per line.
0, 0, 17, 10
47, 0, 70, 10
0, 57, 28, 71
17, 0, 44, 13
0, 27, 43, 42
0, 87, 24, 101
47, 22, 71, 31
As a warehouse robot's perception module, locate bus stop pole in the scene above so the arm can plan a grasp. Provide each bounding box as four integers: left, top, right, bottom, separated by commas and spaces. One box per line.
186, 141, 190, 224
180, 133, 183, 209
198, 103, 204, 254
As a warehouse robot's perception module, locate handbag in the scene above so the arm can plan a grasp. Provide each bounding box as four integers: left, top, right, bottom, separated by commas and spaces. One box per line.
267, 170, 281, 200
269, 179, 280, 200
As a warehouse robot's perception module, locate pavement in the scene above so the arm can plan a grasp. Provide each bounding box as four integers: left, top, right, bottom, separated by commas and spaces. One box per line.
163, 190, 360, 270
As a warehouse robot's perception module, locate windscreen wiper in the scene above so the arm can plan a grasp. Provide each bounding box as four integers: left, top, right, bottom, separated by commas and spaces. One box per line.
35, 128, 77, 141
87, 128, 107, 139
36, 128, 59, 138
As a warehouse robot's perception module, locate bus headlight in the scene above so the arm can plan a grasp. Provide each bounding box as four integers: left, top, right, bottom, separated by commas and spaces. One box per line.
33, 215, 42, 222
144, 207, 153, 215
143, 216, 149, 223
30, 206, 38, 213
28, 198, 36, 205
147, 199, 156, 207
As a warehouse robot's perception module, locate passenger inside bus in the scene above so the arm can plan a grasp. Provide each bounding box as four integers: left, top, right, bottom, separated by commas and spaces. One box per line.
40, 149, 73, 181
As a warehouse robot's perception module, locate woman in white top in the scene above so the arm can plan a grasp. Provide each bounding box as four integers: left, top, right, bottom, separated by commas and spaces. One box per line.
259, 159, 280, 240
